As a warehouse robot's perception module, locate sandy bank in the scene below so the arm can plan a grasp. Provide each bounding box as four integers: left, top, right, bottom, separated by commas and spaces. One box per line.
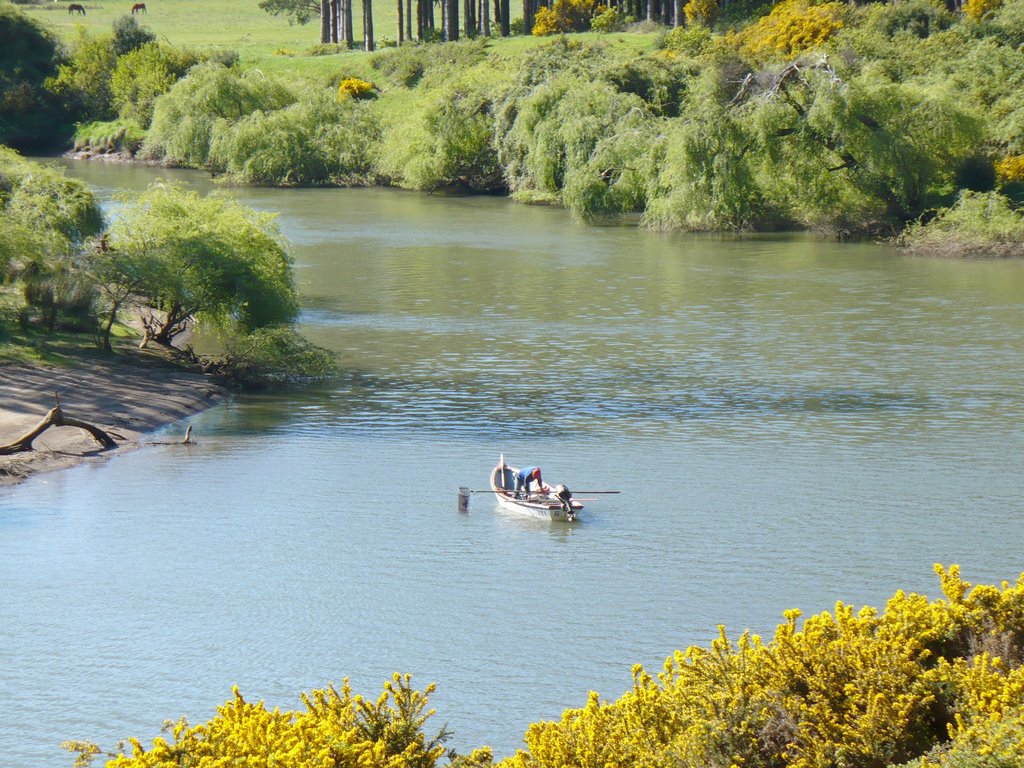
0, 354, 226, 487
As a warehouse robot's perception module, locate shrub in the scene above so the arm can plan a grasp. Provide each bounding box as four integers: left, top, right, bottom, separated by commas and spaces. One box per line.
0, 3, 70, 150
732, 0, 847, 61
72, 117, 146, 155
143, 63, 295, 166
601, 55, 693, 117
0, 149, 103, 330
65, 674, 449, 767
663, 22, 713, 56
337, 76, 376, 100
995, 154, 1024, 184
496, 76, 651, 203
684, 0, 717, 27
990, 0, 1024, 46
208, 91, 380, 185
864, 0, 954, 40
111, 43, 201, 127
212, 326, 337, 388
369, 39, 487, 88
965, 0, 1002, 21
500, 566, 1024, 768
45, 30, 118, 123
898, 191, 1024, 257
112, 14, 155, 56
590, 6, 627, 32
382, 86, 503, 192
644, 102, 765, 231
533, 0, 597, 34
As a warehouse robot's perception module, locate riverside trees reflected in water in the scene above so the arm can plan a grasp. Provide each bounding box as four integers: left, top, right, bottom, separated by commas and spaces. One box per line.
2, 160, 1024, 767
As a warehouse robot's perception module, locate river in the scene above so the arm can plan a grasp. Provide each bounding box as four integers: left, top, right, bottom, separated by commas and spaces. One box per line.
2, 161, 1024, 766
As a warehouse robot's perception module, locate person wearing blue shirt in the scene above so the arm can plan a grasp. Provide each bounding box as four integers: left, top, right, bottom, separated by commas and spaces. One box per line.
515, 466, 544, 498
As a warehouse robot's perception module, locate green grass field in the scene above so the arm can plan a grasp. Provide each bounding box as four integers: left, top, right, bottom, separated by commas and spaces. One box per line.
22, 0, 662, 76
18, 0, 557, 63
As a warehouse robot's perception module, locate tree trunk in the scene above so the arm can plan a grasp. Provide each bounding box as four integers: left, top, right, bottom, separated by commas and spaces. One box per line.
0, 404, 117, 455
523, 0, 533, 35
480, 0, 489, 36
398, 0, 404, 42
674, 0, 682, 26
364, 0, 374, 49
406, 0, 413, 40
321, 0, 330, 43
499, 0, 509, 34
342, 0, 354, 47
100, 300, 121, 352
445, 0, 458, 39
331, 0, 340, 42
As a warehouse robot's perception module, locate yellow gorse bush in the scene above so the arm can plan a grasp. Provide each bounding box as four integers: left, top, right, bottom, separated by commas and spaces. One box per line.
339, 77, 376, 100
683, 0, 718, 27
532, 0, 598, 35
65, 567, 1024, 768
964, 0, 1001, 21
732, 0, 846, 61
995, 155, 1024, 184
499, 565, 1024, 768
66, 674, 456, 768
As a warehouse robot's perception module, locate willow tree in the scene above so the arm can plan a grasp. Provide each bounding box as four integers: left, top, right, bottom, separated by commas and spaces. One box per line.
0, 148, 104, 331
105, 183, 297, 348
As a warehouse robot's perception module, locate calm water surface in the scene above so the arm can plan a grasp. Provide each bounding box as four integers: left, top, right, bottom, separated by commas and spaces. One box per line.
2, 161, 1024, 766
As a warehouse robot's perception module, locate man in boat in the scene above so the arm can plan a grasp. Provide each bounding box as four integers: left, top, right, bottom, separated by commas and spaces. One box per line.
515, 466, 544, 498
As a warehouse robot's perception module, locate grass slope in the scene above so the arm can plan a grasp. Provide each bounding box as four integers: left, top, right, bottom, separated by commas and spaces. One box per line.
20, 0, 537, 63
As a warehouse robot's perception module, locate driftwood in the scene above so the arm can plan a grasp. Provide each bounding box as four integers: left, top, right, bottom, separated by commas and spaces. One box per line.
0, 395, 118, 455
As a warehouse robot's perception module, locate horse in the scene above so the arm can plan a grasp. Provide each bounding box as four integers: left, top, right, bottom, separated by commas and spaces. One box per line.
131, 2, 146, 12
68, 3, 85, 13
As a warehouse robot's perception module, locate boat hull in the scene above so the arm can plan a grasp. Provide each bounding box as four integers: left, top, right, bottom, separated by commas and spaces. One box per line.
490, 462, 583, 522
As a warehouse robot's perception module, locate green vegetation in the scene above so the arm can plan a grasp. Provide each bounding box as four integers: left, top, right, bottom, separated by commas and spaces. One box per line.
9, 0, 1024, 248
898, 191, 1024, 257
0, 3, 70, 149
64, 566, 1024, 767
0, 148, 334, 386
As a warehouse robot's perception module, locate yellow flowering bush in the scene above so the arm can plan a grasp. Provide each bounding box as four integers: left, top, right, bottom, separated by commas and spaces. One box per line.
65, 674, 457, 768
500, 566, 1024, 768
532, 0, 597, 35
732, 0, 846, 61
65, 567, 1024, 768
684, 0, 717, 27
996, 155, 1024, 184
964, 0, 1001, 20
338, 77, 376, 100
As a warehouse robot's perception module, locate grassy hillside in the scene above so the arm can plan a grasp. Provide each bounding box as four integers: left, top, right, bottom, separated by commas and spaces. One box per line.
20, 0, 530, 61
11, 0, 1024, 247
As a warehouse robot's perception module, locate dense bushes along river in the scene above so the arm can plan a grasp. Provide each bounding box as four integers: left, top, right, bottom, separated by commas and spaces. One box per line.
65, 565, 1024, 768
5, 0, 1024, 250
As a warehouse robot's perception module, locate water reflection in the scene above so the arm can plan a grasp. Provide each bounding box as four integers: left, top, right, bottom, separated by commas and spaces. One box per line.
2, 160, 1022, 767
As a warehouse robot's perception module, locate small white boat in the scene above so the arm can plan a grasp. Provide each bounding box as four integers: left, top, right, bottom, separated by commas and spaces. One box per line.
490, 455, 583, 522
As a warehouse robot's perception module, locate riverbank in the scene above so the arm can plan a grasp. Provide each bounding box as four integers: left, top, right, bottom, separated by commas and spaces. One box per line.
0, 352, 226, 487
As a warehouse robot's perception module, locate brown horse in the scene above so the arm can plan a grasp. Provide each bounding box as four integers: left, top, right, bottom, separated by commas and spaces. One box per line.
131, 2, 146, 12
68, 3, 86, 13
